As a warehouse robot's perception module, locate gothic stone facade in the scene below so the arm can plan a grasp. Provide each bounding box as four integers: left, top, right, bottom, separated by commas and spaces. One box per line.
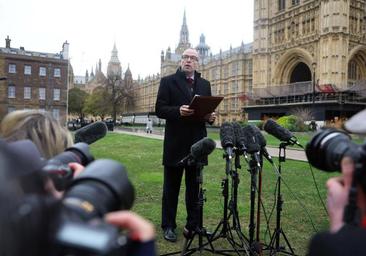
125, 1, 366, 123
253, 0, 366, 88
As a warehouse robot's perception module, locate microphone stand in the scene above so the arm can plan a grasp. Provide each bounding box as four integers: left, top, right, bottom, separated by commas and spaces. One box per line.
211, 151, 231, 239
255, 153, 264, 254
180, 160, 216, 255
231, 150, 251, 248
247, 152, 261, 255
162, 160, 216, 256
267, 141, 296, 256
210, 150, 251, 256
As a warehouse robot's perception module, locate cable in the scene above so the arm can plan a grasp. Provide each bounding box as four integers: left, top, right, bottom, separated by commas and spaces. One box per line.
271, 161, 318, 232
307, 163, 328, 216
263, 178, 278, 243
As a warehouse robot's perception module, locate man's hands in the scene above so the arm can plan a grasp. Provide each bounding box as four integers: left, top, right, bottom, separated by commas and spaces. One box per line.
327, 157, 354, 233
179, 105, 194, 116
204, 112, 216, 123
180, 105, 216, 124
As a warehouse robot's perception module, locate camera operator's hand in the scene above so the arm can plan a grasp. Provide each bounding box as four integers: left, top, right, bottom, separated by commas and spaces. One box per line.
68, 162, 85, 177
105, 211, 155, 242
327, 157, 354, 233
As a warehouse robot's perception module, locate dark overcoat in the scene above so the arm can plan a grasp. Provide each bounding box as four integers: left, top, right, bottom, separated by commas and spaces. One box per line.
155, 69, 212, 166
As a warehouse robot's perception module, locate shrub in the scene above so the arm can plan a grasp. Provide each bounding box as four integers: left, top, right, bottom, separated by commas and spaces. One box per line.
277, 115, 307, 132
237, 120, 264, 129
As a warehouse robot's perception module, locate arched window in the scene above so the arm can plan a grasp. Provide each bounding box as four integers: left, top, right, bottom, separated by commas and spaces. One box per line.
278, 0, 285, 11
290, 62, 312, 83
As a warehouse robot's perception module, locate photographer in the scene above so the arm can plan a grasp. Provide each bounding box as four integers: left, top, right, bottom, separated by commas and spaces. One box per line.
307, 110, 366, 256
0, 139, 156, 256
1, 110, 73, 159
308, 157, 366, 255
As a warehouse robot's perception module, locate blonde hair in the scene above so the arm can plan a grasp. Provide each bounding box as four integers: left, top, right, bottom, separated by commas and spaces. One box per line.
0, 110, 73, 159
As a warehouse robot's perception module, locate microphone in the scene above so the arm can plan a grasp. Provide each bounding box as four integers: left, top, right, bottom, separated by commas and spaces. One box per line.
0, 77, 7, 81
232, 122, 247, 154
74, 121, 108, 145
180, 137, 216, 165
191, 137, 216, 161
242, 125, 260, 154
263, 119, 300, 146
250, 125, 273, 164
220, 122, 235, 159
242, 125, 261, 165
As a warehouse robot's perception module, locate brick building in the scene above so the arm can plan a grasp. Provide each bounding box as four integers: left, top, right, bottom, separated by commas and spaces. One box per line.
0, 36, 69, 124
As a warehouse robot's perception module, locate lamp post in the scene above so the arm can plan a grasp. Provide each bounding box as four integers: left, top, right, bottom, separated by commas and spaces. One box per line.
312, 62, 317, 105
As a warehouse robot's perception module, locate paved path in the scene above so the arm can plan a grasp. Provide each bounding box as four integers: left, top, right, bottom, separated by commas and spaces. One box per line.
113, 128, 308, 162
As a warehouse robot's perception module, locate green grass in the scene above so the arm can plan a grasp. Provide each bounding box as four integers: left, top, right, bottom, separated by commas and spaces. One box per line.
90, 132, 336, 255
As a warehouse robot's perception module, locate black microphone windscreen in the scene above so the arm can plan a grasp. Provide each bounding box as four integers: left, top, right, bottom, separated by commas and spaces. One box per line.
251, 125, 266, 147
74, 121, 108, 144
242, 125, 261, 153
190, 137, 216, 160
232, 122, 246, 149
263, 119, 293, 142
220, 122, 235, 148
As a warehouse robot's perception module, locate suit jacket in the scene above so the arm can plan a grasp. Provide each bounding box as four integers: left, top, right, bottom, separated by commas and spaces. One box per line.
155, 69, 212, 166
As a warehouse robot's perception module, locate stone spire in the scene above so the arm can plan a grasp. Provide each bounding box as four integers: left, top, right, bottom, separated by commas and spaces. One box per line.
107, 42, 122, 77
195, 33, 210, 59
124, 63, 133, 84
175, 10, 191, 55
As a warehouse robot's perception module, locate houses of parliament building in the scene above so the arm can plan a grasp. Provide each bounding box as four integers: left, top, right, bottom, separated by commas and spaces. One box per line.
76, 0, 366, 125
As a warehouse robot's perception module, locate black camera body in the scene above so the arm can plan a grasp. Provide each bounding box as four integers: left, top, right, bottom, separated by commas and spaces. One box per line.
0, 140, 135, 256
306, 128, 366, 188
54, 217, 128, 256
54, 159, 135, 255
42, 142, 95, 190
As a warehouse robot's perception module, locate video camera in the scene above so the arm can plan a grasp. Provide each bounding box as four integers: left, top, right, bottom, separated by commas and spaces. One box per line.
0, 140, 135, 256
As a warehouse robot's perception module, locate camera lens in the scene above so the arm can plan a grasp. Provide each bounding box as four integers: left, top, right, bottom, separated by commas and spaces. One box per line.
51, 142, 94, 166
306, 128, 354, 172
63, 159, 135, 220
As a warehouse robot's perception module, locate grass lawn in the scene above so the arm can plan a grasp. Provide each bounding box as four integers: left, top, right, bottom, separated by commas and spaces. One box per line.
90, 132, 336, 255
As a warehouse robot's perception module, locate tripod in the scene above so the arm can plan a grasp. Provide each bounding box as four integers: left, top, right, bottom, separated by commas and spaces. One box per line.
246, 152, 264, 256
267, 142, 296, 256
210, 150, 251, 256
180, 161, 216, 255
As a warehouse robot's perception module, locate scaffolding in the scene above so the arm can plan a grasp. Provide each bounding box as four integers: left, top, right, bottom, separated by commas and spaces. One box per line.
242, 81, 366, 106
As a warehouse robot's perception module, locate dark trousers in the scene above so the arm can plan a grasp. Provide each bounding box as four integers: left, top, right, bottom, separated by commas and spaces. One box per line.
161, 165, 199, 230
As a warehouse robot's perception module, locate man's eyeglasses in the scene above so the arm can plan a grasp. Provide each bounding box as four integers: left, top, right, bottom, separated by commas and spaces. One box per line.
182, 55, 198, 62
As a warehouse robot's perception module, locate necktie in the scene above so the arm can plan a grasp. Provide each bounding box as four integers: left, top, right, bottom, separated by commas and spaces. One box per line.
187, 77, 194, 85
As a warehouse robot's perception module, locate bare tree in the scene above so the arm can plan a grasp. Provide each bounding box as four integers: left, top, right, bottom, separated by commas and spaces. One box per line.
68, 87, 89, 122
83, 86, 111, 120
105, 74, 135, 124
289, 107, 314, 122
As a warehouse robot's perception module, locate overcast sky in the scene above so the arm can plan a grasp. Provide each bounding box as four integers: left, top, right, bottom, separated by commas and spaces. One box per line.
0, 0, 254, 78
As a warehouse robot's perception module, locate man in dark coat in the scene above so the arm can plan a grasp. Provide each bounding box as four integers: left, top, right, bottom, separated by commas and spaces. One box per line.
155, 48, 216, 242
